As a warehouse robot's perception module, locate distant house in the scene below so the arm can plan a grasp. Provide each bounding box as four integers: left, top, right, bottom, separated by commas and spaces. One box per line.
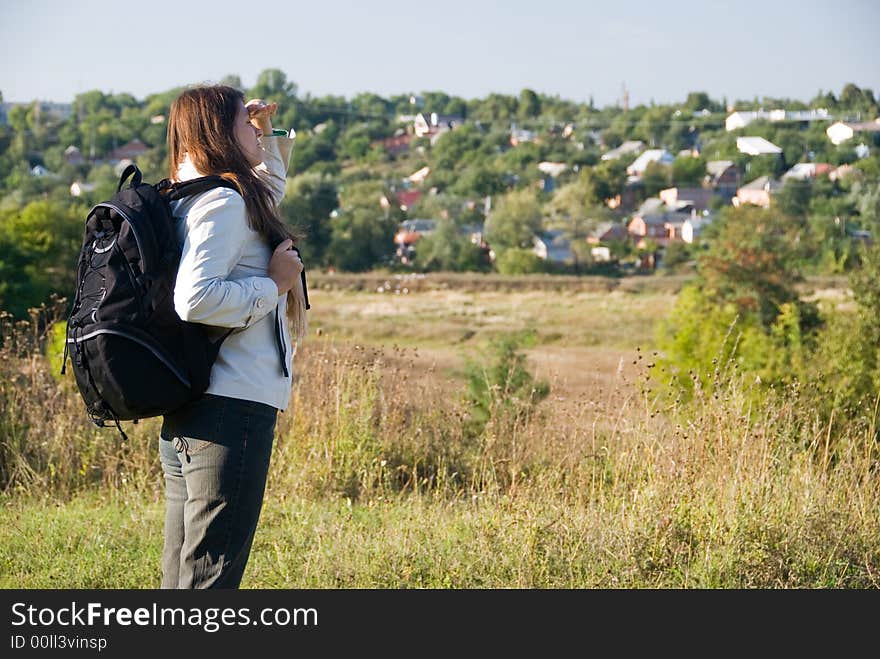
30, 164, 53, 177
532, 230, 574, 263
605, 179, 643, 212
70, 181, 97, 197
826, 119, 880, 145
414, 112, 464, 137
601, 140, 644, 161
388, 189, 423, 212
726, 111, 764, 131
736, 136, 783, 156
591, 245, 613, 262
681, 214, 715, 244
733, 175, 783, 208
537, 161, 568, 178
663, 215, 689, 242
63, 145, 84, 166
394, 218, 437, 264
587, 221, 629, 245
395, 218, 436, 240
627, 197, 698, 246
107, 139, 149, 163
725, 108, 831, 131
627, 198, 671, 244
829, 164, 855, 182
626, 149, 674, 177
705, 160, 740, 198
407, 166, 431, 184
377, 133, 412, 156
659, 186, 714, 212
782, 163, 833, 180
510, 126, 538, 146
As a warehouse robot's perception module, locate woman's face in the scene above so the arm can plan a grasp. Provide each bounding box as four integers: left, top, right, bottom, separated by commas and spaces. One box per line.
233, 100, 263, 168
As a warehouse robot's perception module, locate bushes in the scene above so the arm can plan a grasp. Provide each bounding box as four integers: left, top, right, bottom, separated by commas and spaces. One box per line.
495, 248, 546, 274
461, 331, 549, 438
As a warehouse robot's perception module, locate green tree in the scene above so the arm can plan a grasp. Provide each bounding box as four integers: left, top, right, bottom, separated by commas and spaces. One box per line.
775, 178, 812, 218
0, 200, 84, 317
279, 172, 338, 266
590, 159, 628, 202
431, 124, 484, 171
461, 331, 549, 437
546, 169, 609, 268
450, 164, 506, 197
484, 188, 543, 251
248, 68, 297, 101
660, 241, 693, 272
288, 122, 340, 175
671, 155, 706, 186
642, 161, 671, 197
681, 91, 721, 113
413, 218, 487, 271
745, 154, 784, 180
328, 181, 402, 271
518, 89, 541, 120
698, 205, 815, 329
494, 248, 545, 274
469, 93, 518, 122
635, 105, 671, 147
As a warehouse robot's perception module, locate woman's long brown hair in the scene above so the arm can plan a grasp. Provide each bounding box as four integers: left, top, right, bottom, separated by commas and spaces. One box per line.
167, 85, 306, 339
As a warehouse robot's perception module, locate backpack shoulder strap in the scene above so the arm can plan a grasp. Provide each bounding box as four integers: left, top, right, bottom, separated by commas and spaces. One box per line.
118, 164, 143, 191
166, 176, 237, 201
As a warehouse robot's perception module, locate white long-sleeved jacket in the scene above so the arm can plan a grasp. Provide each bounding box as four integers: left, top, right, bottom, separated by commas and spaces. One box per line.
170, 134, 295, 411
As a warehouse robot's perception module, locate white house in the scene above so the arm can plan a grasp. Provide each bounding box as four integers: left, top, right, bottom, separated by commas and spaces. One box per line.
532, 230, 573, 263
70, 181, 97, 197
782, 163, 833, 180
736, 136, 783, 156
591, 246, 612, 262
601, 140, 644, 161
726, 108, 831, 131
726, 111, 768, 131
510, 125, 537, 145
826, 119, 880, 145
626, 149, 674, 176
414, 112, 464, 137
682, 214, 714, 244
537, 161, 568, 177
407, 166, 431, 184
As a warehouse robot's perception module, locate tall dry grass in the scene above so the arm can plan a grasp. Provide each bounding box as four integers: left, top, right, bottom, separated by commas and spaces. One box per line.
2, 299, 878, 586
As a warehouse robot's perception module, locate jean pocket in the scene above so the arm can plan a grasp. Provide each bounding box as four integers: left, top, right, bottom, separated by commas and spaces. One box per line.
172, 435, 215, 459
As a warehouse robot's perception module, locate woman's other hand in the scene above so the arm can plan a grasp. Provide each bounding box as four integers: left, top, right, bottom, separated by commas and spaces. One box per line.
267, 239, 303, 296
246, 99, 278, 135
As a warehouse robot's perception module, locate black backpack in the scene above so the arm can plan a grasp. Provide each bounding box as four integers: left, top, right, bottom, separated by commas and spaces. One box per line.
62, 164, 237, 439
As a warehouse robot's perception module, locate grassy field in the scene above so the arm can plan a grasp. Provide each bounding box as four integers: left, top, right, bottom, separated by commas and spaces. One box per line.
1, 273, 877, 588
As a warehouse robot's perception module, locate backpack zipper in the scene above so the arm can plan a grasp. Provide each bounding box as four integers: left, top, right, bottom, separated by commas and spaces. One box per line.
115, 241, 146, 313
66, 327, 191, 387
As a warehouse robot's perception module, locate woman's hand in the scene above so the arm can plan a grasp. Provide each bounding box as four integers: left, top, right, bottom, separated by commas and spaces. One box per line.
268, 239, 303, 296
246, 99, 278, 135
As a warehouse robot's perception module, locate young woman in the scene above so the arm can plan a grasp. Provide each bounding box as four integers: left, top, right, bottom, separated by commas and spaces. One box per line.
159, 85, 304, 588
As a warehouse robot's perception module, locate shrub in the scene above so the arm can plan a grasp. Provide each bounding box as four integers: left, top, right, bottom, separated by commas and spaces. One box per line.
495, 248, 546, 274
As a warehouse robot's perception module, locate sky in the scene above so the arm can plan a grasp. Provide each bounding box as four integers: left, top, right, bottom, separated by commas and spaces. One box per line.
1, 0, 878, 108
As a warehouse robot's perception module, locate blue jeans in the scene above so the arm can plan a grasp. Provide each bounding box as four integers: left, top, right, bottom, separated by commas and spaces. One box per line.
159, 394, 277, 589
